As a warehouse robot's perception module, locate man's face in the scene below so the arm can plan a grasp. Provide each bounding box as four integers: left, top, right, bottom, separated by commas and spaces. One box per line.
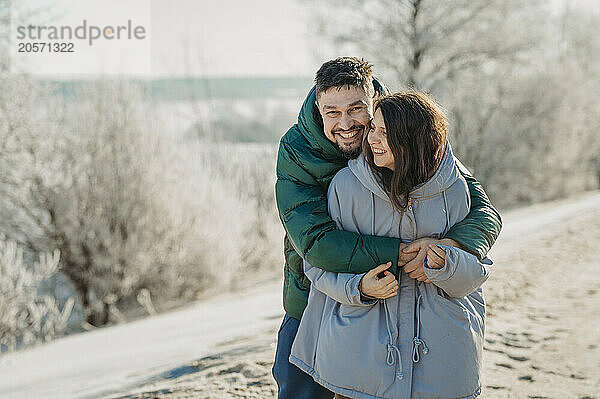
316, 85, 372, 159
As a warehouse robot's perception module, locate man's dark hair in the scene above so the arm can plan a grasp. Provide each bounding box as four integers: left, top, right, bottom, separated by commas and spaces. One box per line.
312, 57, 384, 131
314, 57, 375, 100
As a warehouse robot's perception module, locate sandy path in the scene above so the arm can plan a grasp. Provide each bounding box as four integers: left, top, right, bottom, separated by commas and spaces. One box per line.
1, 192, 599, 399
106, 192, 600, 399
481, 195, 600, 398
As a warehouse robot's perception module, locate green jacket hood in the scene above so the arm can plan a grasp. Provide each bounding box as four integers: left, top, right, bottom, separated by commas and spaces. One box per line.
297, 86, 344, 162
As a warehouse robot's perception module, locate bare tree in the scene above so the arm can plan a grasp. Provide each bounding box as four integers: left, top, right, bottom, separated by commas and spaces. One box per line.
0, 0, 60, 73
313, 0, 540, 91
313, 0, 600, 206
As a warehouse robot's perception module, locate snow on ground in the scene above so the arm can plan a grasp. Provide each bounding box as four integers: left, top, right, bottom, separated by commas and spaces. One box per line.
0, 279, 283, 399
1, 192, 600, 399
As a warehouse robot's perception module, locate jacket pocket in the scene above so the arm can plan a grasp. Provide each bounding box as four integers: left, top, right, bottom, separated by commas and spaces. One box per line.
336, 302, 375, 318
412, 286, 484, 398
435, 285, 485, 327
315, 301, 396, 395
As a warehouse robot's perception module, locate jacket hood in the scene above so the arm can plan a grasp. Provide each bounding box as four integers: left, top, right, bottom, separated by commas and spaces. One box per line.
297, 79, 388, 162
348, 141, 460, 203
297, 86, 343, 161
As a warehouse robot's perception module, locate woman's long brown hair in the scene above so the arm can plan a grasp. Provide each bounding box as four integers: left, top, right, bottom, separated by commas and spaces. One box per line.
362, 91, 448, 211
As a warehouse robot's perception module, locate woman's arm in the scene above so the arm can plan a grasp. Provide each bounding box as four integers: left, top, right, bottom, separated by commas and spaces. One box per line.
304, 259, 398, 304
423, 244, 493, 298
303, 259, 376, 306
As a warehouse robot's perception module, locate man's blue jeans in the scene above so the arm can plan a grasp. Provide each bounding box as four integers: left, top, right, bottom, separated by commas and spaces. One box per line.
272, 314, 333, 399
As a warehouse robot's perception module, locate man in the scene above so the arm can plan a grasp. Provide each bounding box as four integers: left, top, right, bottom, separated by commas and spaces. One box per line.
272, 57, 501, 398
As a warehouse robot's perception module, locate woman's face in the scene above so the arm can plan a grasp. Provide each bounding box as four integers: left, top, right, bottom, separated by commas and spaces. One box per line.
367, 108, 395, 170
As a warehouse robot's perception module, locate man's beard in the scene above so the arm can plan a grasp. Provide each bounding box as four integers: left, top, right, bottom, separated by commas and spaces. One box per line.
338, 143, 362, 160
332, 125, 364, 160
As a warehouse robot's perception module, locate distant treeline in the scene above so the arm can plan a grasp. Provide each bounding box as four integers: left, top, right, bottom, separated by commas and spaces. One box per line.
42, 76, 313, 101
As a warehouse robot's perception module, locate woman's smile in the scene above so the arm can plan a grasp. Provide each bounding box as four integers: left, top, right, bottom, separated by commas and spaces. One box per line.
367, 108, 395, 170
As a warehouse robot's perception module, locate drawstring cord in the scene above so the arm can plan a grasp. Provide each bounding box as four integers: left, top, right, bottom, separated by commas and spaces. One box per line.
374, 193, 403, 378
442, 191, 450, 234
384, 299, 403, 378
412, 292, 429, 363
371, 192, 376, 236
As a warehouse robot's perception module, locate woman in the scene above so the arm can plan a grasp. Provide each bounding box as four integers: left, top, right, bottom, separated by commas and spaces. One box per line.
290, 91, 493, 399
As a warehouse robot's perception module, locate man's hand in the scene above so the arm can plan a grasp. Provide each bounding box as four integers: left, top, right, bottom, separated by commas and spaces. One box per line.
359, 262, 398, 299
401, 238, 461, 282
425, 244, 447, 269
398, 242, 417, 270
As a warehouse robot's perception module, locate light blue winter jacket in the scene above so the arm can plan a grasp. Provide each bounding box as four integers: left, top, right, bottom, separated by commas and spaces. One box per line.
290, 143, 492, 399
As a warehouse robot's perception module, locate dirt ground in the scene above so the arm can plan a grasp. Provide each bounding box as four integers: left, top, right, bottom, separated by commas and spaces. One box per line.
108, 196, 600, 399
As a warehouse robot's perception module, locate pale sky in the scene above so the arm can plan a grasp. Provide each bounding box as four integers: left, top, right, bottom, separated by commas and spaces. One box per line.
10, 0, 322, 78
8, 0, 592, 79
150, 0, 317, 77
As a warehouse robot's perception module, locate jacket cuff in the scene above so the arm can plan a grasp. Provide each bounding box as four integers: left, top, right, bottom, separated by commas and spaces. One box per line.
345, 273, 378, 306
424, 245, 492, 298
423, 245, 455, 282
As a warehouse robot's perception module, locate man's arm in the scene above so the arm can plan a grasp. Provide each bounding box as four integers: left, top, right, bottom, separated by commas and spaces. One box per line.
275, 139, 400, 275
444, 159, 502, 260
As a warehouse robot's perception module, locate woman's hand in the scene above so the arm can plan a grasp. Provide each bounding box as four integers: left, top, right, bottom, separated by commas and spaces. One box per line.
400, 237, 436, 282
359, 262, 399, 299
425, 244, 447, 269
401, 237, 459, 281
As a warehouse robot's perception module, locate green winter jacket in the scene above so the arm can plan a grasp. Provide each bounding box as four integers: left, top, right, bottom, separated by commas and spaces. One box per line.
275, 85, 502, 320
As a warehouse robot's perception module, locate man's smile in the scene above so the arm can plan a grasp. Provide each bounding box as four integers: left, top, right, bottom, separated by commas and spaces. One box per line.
333, 126, 363, 141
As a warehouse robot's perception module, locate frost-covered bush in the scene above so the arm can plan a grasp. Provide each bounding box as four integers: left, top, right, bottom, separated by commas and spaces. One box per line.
0, 78, 197, 325
0, 236, 73, 352
183, 141, 282, 282
0, 75, 283, 330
